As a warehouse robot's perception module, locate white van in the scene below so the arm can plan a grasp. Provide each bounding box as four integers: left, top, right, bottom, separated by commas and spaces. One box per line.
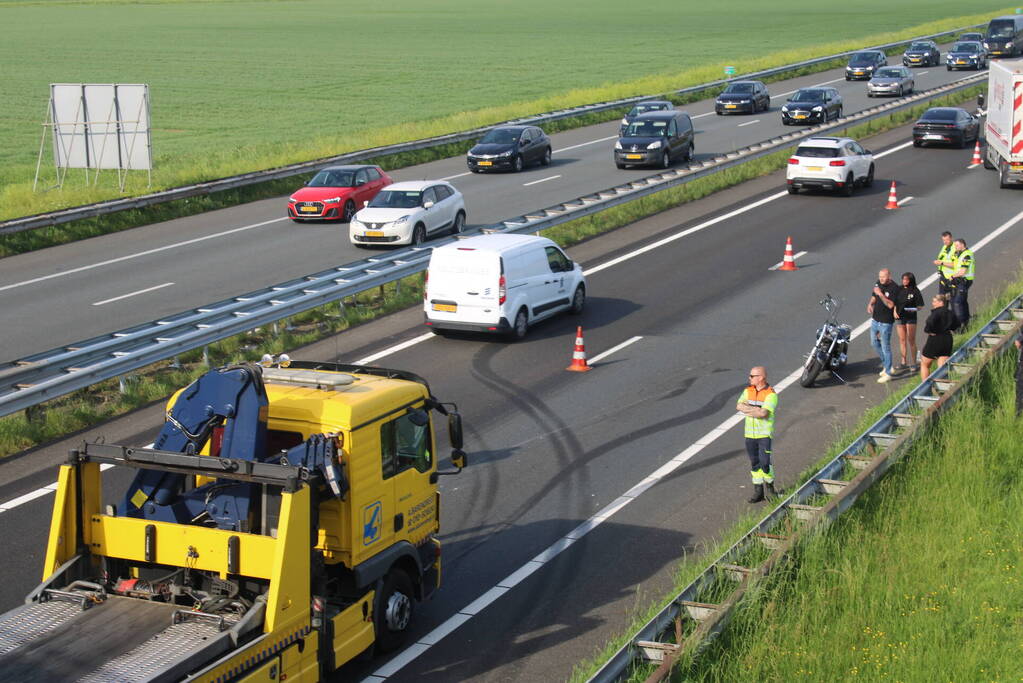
424, 234, 586, 339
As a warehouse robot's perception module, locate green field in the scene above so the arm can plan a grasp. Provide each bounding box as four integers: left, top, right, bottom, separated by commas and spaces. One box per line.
0, 0, 1010, 220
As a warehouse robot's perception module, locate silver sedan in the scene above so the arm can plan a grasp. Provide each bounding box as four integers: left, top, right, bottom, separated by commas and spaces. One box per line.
867, 66, 914, 97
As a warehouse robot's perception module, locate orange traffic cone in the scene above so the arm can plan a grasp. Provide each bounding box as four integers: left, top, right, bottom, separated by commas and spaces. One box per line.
778, 236, 799, 271
884, 180, 900, 210
566, 326, 592, 372
970, 140, 982, 166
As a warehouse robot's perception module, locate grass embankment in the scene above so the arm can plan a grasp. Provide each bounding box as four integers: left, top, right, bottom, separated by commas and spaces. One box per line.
0, 0, 1006, 228
0, 86, 984, 460
570, 269, 1023, 683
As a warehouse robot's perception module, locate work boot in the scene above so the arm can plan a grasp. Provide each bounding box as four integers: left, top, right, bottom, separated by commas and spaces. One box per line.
765, 482, 778, 498
747, 484, 765, 503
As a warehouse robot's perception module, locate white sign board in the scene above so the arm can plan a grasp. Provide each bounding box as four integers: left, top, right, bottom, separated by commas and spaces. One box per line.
50, 83, 151, 171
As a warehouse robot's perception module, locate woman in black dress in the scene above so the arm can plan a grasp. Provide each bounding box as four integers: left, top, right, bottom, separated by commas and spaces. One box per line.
920, 293, 958, 381
894, 272, 923, 371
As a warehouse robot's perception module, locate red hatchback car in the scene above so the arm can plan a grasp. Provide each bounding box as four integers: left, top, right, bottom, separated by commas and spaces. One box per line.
287, 165, 391, 222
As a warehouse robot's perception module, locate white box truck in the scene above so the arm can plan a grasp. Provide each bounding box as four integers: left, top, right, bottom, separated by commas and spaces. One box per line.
981, 58, 1023, 187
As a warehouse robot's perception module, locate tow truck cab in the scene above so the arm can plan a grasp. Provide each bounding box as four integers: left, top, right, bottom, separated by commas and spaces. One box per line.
0, 361, 465, 682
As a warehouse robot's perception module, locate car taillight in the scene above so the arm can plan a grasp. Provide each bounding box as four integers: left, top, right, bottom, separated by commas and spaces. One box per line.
499, 275, 506, 305
829, 160, 846, 166
788, 157, 799, 164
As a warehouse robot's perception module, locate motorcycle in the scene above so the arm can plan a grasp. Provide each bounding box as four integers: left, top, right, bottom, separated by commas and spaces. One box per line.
799, 294, 852, 388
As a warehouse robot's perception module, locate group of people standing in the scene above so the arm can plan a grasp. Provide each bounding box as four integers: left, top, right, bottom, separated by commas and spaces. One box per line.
867, 232, 975, 383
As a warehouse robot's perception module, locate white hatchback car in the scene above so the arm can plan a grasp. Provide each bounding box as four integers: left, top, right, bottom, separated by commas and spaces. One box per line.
786, 137, 875, 196
349, 180, 466, 246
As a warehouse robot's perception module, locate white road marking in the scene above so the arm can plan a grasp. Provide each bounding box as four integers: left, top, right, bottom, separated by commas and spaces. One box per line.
737, 119, 761, 128
692, 111, 716, 119
92, 282, 175, 306
587, 336, 643, 365
522, 175, 561, 187
768, 250, 807, 270
918, 71, 930, 76
968, 163, 981, 170
440, 171, 472, 180
363, 201, 1023, 682
554, 135, 619, 154
0, 218, 286, 293
897, 196, 914, 206
0, 139, 933, 518
812, 77, 846, 86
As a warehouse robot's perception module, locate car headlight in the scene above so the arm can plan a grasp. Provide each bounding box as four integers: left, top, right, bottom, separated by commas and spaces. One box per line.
614, 140, 623, 150
1006, 42, 1012, 48
781, 105, 789, 112
288, 197, 297, 203
646, 140, 663, 150
350, 219, 363, 229
621, 117, 628, 125
812, 106, 823, 112
983, 42, 989, 48
393, 215, 410, 225
498, 150, 513, 157
322, 196, 341, 204
739, 99, 750, 103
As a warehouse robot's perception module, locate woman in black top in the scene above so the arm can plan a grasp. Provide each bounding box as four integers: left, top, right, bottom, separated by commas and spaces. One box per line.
894, 272, 923, 371
920, 293, 958, 381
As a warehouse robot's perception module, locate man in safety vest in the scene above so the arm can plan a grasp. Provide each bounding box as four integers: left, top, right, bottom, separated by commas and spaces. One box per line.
737, 366, 778, 503
933, 231, 956, 295
950, 238, 975, 331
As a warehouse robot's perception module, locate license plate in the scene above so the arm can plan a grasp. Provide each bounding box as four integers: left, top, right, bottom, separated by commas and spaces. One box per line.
725, 104, 737, 109
432, 303, 457, 312
806, 166, 823, 171
794, 114, 807, 119
957, 60, 966, 64
365, 230, 384, 237
478, 161, 492, 166
924, 134, 943, 140
1011, 164, 1023, 171
854, 71, 864, 75
299, 206, 318, 213
910, 58, 920, 62
625, 154, 642, 160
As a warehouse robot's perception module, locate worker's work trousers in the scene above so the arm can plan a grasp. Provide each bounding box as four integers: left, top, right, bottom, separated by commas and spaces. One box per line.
745, 437, 774, 484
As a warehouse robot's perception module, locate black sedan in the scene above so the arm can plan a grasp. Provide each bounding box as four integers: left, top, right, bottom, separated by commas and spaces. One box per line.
946, 41, 987, 70
619, 100, 673, 134
467, 125, 551, 173
845, 50, 886, 80
781, 88, 843, 125
714, 80, 770, 114
912, 107, 981, 148
903, 40, 940, 67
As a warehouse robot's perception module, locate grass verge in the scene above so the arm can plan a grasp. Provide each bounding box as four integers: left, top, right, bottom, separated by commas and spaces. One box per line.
0, 6, 1002, 256
0, 84, 986, 460
568, 265, 1023, 683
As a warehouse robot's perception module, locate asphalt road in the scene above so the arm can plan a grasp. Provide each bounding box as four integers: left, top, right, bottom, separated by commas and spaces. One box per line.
1, 122, 1020, 681
0, 61, 985, 362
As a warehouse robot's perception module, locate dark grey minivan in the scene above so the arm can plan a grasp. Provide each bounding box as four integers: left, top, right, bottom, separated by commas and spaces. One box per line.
614, 111, 694, 169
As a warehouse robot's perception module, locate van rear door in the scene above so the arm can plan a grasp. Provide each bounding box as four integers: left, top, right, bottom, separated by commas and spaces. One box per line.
426, 247, 501, 323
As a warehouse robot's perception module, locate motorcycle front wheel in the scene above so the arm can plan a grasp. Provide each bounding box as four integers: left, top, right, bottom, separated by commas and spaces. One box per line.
799, 355, 825, 388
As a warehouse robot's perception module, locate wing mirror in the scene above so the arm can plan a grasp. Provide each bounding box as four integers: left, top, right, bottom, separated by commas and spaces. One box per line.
423, 200, 435, 209
977, 93, 985, 107
363, 200, 369, 208
437, 411, 467, 475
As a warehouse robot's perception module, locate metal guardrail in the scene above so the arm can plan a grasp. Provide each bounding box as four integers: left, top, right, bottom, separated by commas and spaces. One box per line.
586, 296, 1023, 682
0, 73, 986, 418
0, 24, 982, 236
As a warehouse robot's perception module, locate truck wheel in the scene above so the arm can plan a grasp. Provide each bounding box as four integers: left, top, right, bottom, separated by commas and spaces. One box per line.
374, 570, 415, 653
999, 162, 1011, 189
983, 148, 996, 170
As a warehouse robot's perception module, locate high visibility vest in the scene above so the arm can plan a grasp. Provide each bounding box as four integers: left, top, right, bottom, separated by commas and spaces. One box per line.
738, 385, 777, 438
937, 243, 956, 279
955, 248, 975, 281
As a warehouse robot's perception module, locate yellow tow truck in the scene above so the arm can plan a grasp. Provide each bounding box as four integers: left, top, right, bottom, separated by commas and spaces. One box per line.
0, 359, 466, 682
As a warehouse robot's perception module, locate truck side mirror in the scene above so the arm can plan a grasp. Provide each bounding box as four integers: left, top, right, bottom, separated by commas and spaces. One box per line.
448, 412, 463, 450
977, 93, 985, 107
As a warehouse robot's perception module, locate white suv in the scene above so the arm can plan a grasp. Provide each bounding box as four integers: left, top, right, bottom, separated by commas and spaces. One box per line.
349, 180, 466, 246
786, 137, 875, 196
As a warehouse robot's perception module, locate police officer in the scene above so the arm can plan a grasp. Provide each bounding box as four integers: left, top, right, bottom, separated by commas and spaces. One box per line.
933, 231, 956, 295
949, 238, 975, 330
737, 366, 778, 503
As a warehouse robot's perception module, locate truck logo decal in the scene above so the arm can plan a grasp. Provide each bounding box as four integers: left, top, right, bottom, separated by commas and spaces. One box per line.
362, 501, 382, 545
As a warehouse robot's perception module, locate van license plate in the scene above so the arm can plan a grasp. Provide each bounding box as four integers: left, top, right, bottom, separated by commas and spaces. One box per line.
806, 166, 822, 171
432, 303, 457, 312
625, 154, 642, 160
478, 161, 492, 166
365, 230, 384, 237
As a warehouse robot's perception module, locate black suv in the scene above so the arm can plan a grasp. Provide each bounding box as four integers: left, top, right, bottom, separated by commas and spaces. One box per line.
781, 88, 843, 125
902, 40, 940, 67
845, 50, 887, 80
467, 125, 552, 173
614, 111, 694, 169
